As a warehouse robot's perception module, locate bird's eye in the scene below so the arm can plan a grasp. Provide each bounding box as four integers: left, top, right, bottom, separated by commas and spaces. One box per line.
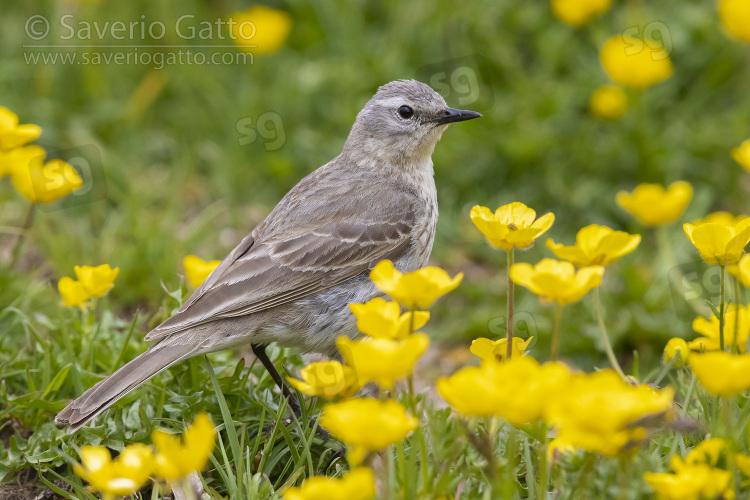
398, 105, 414, 119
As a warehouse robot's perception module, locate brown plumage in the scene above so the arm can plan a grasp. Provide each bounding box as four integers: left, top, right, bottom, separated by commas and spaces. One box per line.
56, 80, 480, 432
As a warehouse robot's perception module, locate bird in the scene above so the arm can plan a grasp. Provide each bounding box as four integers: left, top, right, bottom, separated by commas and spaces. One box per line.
56, 79, 481, 432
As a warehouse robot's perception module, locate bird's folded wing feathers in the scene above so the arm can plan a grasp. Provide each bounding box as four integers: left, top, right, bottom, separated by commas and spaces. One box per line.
146, 188, 417, 341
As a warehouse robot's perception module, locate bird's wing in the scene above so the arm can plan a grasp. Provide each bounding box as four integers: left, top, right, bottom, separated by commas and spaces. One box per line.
146, 180, 417, 341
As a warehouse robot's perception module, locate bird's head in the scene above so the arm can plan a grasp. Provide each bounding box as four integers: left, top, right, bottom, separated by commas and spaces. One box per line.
343, 80, 481, 167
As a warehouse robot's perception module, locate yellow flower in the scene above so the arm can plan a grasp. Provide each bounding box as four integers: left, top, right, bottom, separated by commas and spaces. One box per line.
0, 106, 42, 151
733, 139, 750, 171
469, 336, 533, 363
689, 305, 750, 353
544, 370, 674, 456
599, 35, 673, 89
74, 444, 154, 499
283, 467, 376, 500
74, 264, 120, 297
58, 277, 91, 307
683, 217, 750, 266
689, 351, 750, 396
229, 6, 292, 54
287, 361, 359, 399
682, 438, 727, 467
437, 357, 571, 425
589, 85, 627, 121
546, 225, 640, 268
336, 334, 429, 390
183, 255, 221, 288
728, 254, 750, 288
550, 0, 611, 27
348, 297, 430, 340
320, 399, 417, 465
616, 181, 693, 227
718, 0, 750, 42
692, 211, 750, 227
644, 464, 734, 500
663, 338, 689, 367
152, 412, 216, 480
10, 150, 83, 203
737, 453, 750, 476
0, 145, 42, 178
509, 259, 604, 305
470, 202, 555, 251
369, 260, 462, 309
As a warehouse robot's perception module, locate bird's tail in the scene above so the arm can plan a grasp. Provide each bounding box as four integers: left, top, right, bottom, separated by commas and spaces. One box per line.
56, 342, 197, 433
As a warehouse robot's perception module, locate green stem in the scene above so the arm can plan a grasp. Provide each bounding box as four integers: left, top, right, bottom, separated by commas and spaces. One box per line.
8, 203, 36, 268
408, 306, 430, 495
720, 265, 726, 352
734, 277, 742, 353
537, 425, 548, 500
507, 248, 515, 359
594, 288, 626, 378
551, 304, 562, 362
503, 425, 518, 498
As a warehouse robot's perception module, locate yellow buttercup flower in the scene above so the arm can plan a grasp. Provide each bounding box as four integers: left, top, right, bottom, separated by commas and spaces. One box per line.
728, 254, 750, 288
283, 467, 376, 500
58, 277, 91, 307
0, 145, 44, 178
509, 259, 604, 305
546, 225, 640, 268
692, 211, 750, 227
369, 260, 462, 309
229, 6, 292, 54
287, 360, 359, 399
599, 35, 673, 89
689, 351, 750, 396
470, 202, 555, 251
152, 412, 216, 480
58, 264, 119, 307
683, 217, 750, 266
75, 264, 120, 297
550, 0, 611, 27
718, 0, 750, 42
689, 305, 750, 353
349, 297, 429, 340
183, 255, 221, 288
320, 398, 418, 465
336, 334, 429, 389
10, 151, 82, 203
74, 444, 154, 499
644, 463, 734, 500
615, 181, 693, 227
663, 338, 689, 367
0, 106, 42, 151
545, 370, 674, 456
589, 85, 627, 121
733, 139, 750, 171
737, 453, 750, 476
469, 336, 533, 363
437, 357, 571, 425
682, 438, 727, 467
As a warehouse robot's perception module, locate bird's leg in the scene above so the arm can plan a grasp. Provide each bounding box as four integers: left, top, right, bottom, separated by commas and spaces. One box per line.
251, 343, 302, 418
250, 344, 330, 444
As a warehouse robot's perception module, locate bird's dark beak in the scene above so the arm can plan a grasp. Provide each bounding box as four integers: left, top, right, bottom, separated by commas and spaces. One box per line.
431, 107, 482, 125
